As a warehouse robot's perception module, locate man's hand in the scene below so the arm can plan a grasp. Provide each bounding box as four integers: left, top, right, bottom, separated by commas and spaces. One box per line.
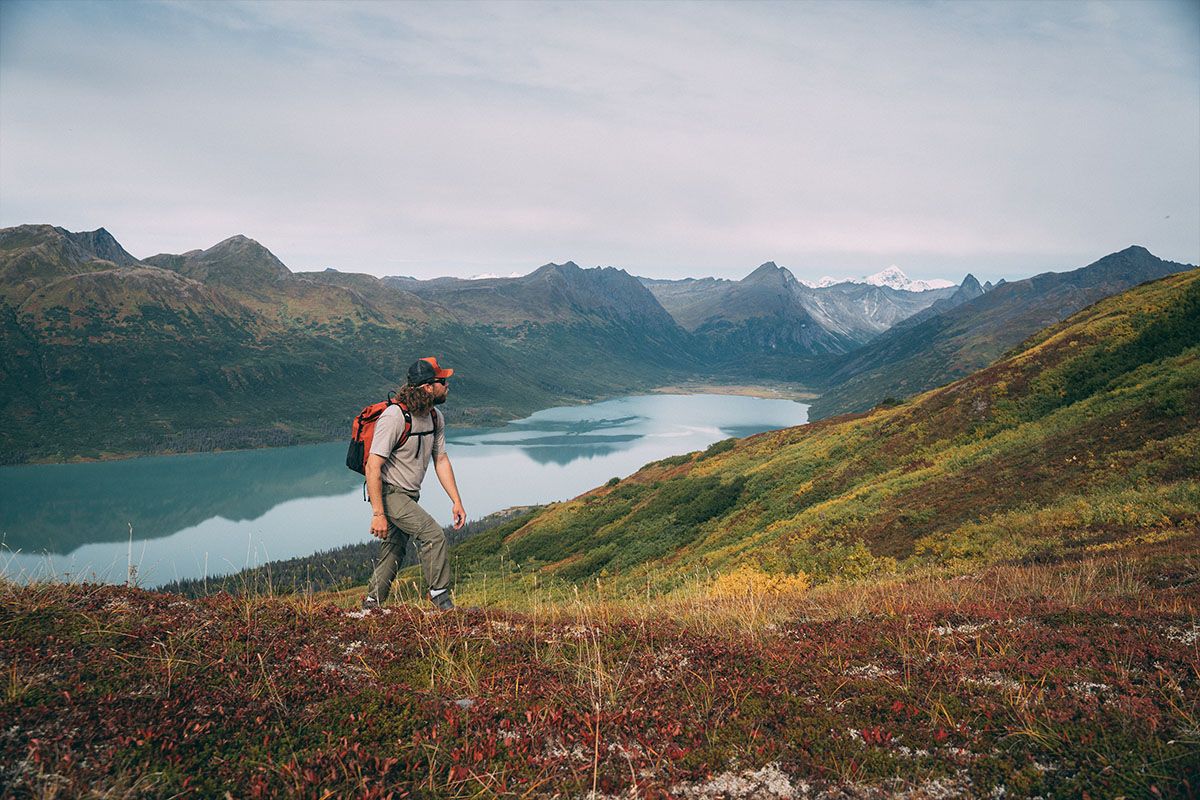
366, 454, 389, 539
435, 454, 466, 530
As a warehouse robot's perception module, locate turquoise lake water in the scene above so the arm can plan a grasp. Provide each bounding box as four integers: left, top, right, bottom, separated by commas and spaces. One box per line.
0, 393, 808, 587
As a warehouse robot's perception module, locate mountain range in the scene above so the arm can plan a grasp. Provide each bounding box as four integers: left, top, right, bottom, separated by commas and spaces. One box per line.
1, 223, 1193, 462
807, 245, 1193, 419
0, 226, 692, 462
641, 262, 961, 360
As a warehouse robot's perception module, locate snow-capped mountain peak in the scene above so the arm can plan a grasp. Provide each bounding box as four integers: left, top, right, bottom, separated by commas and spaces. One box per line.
861, 266, 955, 292
798, 266, 954, 292
799, 276, 842, 288
467, 271, 525, 280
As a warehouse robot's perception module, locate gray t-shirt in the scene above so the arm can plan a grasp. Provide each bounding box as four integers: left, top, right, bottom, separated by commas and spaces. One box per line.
369, 405, 446, 493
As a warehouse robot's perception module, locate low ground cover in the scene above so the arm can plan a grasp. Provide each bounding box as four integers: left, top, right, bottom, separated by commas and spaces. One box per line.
3, 536, 1196, 798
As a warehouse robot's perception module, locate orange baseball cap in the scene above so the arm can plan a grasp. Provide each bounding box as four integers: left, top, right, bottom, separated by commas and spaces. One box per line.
407, 357, 454, 385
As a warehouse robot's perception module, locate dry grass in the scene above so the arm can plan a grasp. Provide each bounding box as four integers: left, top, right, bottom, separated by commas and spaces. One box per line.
441, 531, 1199, 643
5, 531, 1198, 799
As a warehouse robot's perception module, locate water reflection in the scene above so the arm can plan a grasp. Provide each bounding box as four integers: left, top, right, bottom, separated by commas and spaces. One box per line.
0, 444, 359, 552
1, 394, 808, 586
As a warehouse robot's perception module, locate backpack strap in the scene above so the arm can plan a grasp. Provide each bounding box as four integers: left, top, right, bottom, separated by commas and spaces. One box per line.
430, 408, 442, 459
392, 400, 414, 452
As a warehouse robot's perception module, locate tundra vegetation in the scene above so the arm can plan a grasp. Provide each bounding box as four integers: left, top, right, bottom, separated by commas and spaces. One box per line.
2, 271, 1198, 797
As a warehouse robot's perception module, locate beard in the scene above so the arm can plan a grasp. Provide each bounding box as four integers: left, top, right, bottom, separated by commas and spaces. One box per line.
395, 384, 437, 415
433, 392, 447, 405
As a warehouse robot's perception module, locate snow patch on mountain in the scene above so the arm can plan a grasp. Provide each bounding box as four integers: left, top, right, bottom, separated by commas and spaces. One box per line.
468, 271, 526, 280
799, 266, 955, 292
865, 266, 955, 291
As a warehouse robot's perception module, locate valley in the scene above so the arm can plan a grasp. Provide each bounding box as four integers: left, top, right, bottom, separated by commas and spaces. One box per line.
2, 224, 1190, 465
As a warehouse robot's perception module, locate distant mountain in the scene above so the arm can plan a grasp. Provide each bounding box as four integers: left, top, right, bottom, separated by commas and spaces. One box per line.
386, 261, 683, 331
808, 246, 1195, 419
889, 272, 987, 331
858, 265, 956, 292
643, 262, 956, 360
145, 235, 290, 288
371, 262, 699, 383
648, 262, 856, 357
795, 279, 957, 340
798, 265, 956, 292
467, 271, 525, 280
0, 224, 140, 304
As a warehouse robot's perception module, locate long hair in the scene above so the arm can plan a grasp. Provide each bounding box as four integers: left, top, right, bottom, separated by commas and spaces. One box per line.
393, 383, 436, 416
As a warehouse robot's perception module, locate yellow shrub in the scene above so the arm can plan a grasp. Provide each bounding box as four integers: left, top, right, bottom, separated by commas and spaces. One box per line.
707, 565, 809, 599
1085, 528, 1180, 553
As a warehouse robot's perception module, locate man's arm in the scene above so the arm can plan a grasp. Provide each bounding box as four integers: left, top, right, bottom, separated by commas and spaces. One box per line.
366, 454, 389, 539
434, 453, 466, 529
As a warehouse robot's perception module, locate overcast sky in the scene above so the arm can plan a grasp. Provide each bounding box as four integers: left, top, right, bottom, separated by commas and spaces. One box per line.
1, 0, 1196, 283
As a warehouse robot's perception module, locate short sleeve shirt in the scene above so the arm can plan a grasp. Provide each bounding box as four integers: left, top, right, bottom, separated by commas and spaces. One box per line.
369, 406, 446, 493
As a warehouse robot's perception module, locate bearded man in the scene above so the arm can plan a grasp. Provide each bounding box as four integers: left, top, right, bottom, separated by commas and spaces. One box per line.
362, 357, 466, 611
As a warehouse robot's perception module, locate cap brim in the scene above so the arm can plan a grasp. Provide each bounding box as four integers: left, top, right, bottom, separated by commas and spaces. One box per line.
436, 367, 454, 378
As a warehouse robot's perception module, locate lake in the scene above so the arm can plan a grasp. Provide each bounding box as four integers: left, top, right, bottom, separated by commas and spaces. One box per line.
0, 393, 808, 588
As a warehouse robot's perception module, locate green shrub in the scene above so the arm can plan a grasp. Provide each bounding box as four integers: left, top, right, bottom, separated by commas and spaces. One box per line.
652, 452, 695, 468
698, 438, 736, 461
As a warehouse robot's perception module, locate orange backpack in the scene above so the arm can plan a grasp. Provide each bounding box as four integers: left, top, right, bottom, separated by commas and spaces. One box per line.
345, 395, 442, 475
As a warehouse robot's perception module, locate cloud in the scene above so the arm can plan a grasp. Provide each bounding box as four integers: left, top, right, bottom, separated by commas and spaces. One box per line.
1, 0, 1196, 283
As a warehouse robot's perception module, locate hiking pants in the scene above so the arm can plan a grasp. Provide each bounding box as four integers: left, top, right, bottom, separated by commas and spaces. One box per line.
366, 484, 450, 602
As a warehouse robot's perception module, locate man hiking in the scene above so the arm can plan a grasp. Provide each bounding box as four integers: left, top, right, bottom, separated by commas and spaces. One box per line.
362, 357, 466, 611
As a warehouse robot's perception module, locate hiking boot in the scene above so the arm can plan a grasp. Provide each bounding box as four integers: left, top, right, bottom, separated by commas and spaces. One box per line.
361, 595, 381, 611
429, 590, 455, 612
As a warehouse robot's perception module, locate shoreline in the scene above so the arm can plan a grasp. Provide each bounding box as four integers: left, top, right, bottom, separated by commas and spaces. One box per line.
4, 386, 818, 466
650, 382, 819, 402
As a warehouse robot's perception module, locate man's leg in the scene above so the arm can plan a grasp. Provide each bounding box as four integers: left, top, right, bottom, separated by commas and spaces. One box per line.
382, 488, 450, 595
366, 523, 410, 604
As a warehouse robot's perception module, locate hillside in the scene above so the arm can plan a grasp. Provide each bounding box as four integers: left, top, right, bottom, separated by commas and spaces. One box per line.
0, 228, 695, 463
3, 525, 1195, 797
0, 224, 139, 304
448, 268, 1199, 594
808, 246, 1194, 420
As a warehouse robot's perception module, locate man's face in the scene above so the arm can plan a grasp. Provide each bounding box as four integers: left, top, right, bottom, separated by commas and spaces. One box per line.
427, 379, 449, 405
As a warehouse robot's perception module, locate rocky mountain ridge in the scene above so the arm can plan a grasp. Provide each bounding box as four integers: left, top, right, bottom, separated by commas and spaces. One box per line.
642, 261, 960, 359
808, 245, 1195, 419
0, 226, 697, 462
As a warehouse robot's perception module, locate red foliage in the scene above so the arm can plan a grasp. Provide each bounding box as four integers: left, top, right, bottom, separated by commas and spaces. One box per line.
2, 582, 1198, 797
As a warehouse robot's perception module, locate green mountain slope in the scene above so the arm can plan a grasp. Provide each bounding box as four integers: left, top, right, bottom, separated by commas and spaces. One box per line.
451, 269, 1200, 594
0, 225, 139, 304
807, 246, 1194, 419
0, 227, 695, 462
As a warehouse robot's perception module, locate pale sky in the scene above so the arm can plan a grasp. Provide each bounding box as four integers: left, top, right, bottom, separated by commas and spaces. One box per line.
1, 0, 1197, 283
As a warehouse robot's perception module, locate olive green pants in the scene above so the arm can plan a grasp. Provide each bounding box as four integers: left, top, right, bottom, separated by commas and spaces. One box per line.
366, 484, 450, 602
